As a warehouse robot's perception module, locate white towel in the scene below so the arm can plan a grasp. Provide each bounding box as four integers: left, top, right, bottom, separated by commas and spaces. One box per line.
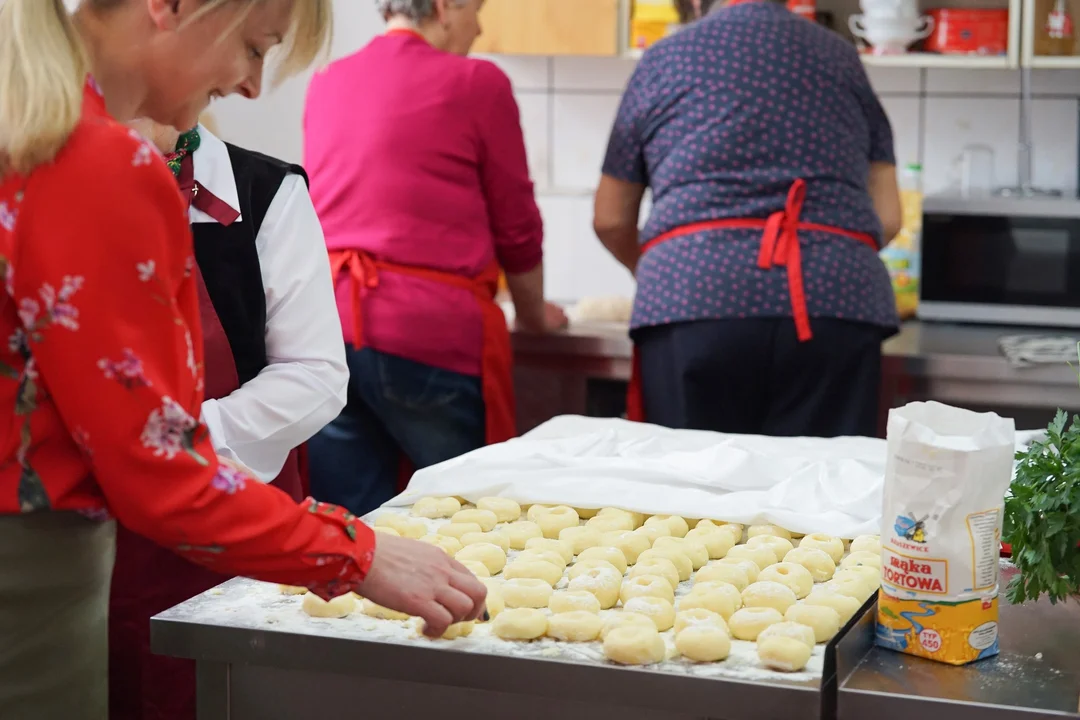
998, 335, 1080, 368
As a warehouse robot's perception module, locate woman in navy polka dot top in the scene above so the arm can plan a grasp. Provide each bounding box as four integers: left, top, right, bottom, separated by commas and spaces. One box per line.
594, 0, 903, 438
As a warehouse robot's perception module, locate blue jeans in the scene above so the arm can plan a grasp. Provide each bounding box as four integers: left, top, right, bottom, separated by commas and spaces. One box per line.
308, 347, 486, 517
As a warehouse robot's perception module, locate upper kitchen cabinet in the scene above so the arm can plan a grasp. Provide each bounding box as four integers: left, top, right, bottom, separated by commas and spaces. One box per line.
1022, 0, 1080, 66
472, 0, 624, 56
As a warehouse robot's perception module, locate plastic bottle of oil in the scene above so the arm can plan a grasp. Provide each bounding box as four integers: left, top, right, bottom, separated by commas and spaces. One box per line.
879, 163, 922, 320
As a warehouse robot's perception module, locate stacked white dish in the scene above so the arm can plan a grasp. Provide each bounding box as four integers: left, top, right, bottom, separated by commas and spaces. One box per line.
849, 0, 934, 55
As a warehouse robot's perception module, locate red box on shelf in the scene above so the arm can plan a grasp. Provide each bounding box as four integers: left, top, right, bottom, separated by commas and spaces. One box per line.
925, 8, 1009, 55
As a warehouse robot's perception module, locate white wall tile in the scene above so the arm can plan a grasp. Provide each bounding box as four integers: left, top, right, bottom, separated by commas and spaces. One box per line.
1031, 99, 1079, 194
516, 94, 551, 190
551, 94, 621, 190
924, 69, 1019, 95
476, 56, 551, 91
880, 96, 922, 167
921, 97, 1019, 194
865, 67, 921, 94
537, 196, 579, 301
553, 57, 637, 91
1031, 69, 1080, 96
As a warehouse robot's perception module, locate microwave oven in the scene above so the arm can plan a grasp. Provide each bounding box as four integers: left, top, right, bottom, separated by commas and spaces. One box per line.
918, 194, 1080, 327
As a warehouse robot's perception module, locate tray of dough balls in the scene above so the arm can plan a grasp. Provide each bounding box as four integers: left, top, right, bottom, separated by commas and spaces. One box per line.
285, 499, 883, 685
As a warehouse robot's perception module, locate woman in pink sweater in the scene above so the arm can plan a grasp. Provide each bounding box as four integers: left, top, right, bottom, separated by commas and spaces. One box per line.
303, 0, 566, 515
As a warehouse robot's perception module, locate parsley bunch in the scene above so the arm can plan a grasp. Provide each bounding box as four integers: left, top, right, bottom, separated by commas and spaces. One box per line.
1003, 409, 1080, 605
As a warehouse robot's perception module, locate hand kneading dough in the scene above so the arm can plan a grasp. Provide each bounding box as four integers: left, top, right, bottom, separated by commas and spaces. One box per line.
746, 524, 792, 541
758, 621, 816, 649
840, 551, 882, 571
725, 544, 779, 571
601, 531, 650, 564
451, 509, 498, 532
476, 497, 521, 523
525, 537, 574, 564
695, 563, 750, 592
653, 536, 708, 570
411, 496, 461, 519
504, 558, 563, 587
460, 531, 510, 553
547, 611, 603, 642
603, 625, 667, 665
559, 526, 602, 555
535, 506, 580, 539
637, 548, 692, 582
758, 563, 814, 599
803, 588, 861, 624
502, 578, 554, 608
623, 596, 675, 631
492, 608, 548, 640
567, 558, 620, 581
620, 574, 675, 605
461, 560, 491, 578
454, 543, 506, 574
549, 590, 602, 614
643, 514, 689, 538
302, 592, 355, 618
577, 545, 629, 574
783, 547, 837, 583
849, 535, 881, 556
799, 533, 845, 564
728, 607, 784, 641
361, 598, 410, 621
785, 603, 841, 643
418, 534, 463, 555
680, 581, 743, 619
601, 611, 656, 639
716, 557, 761, 583
629, 557, 680, 591
685, 526, 737, 560
280, 584, 308, 595
758, 635, 812, 672
503, 521, 543, 550
676, 625, 731, 662
567, 566, 622, 609
674, 608, 728, 635
373, 514, 426, 539
439, 522, 482, 540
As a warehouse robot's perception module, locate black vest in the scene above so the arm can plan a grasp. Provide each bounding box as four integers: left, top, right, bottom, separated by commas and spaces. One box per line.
191, 144, 308, 386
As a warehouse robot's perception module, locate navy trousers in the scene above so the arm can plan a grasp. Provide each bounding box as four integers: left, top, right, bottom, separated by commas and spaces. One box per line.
633, 318, 884, 437
308, 347, 486, 517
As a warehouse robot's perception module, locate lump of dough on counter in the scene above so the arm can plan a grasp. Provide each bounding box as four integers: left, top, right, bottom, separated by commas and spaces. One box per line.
418, 534, 464, 555
783, 547, 837, 583
686, 526, 737, 560
633, 524, 670, 545
823, 577, 873, 603
623, 596, 675, 631
643, 514, 689, 538
373, 526, 400, 537
695, 562, 750, 592
451, 508, 498, 532
840, 550, 882, 571
573, 295, 633, 324
360, 598, 411, 621
549, 590, 602, 614
676, 624, 731, 663
620, 574, 674, 606
757, 635, 812, 672
758, 621, 816, 649
504, 558, 563, 587
725, 544, 778, 571
460, 530, 510, 553
373, 513, 426, 539
637, 548, 692, 582
600, 530, 650, 565
455, 543, 506, 575
833, 566, 880, 594
679, 581, 742, 619
476, 497, 521, 523
742, 581, 798, 614
600, 611, 656, 639
502, 578, 554, 608
803, 588, 861, 624
547, 611, 603, 642
503, 520, 543, 550
567, 566, 622, 609
746, 524, 792, 541
758, 562, 814, 599
525, 537, 575, 564
602, 507, 645, 526
480, 580, 505, 619
628, 557, 680, 591
728, 607, 784, 641
716, 557, 761, 583
567, 558, 620, 581
674, 608, 728, 635
699, 520, 744, 536
577, 545, 629, 574
517, 548, 568, 572
438, 522, 482, 540
653, 536, 708, 570
525, 504, 551, 522
785, 603, 840, 643
799, 533, 845, 564
747, 534, 795, 560
603, 625, 666, 666
302, 592, 355, 618
418, 619, 475, 640
279, 584, 308, 595
559, 525, 602, 555
411, 496, 461, 519
536, 506, 580, 539
492, 608, 548, 640
461, 560, 491, 578
849, 535, 881, 556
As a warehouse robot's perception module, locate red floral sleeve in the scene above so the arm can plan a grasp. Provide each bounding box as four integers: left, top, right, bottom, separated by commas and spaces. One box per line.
11, 126, 374, 599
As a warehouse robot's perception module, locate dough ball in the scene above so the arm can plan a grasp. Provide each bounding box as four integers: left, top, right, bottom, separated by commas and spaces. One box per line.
623, 596, 675, 631
653, 536, 709, 570
559, 526, 602, 555
460, 531, 510, 553
628, 557, 680, 591
633, 524, 670, 545
676, 624, 731, 663
603, 625, 667, 666
798, 533, 845, 564
502, 521, 543, 550
481, 583, 505, 619
492, 608, 548, 640
758, 621, 816, 649
546, 611, 603, 642
502, 578, 554, 608
438, 522, 482, 540
476, 497, 521, 523
567, 558, 620, 581
585, 514, 634, 534
674, 607, 729, 635
360, 598, 410, 621
679, 581, 742, 619
504, 558, 563, 587
461, 560, 491, 578
728, 607, 784, 641
695, 563, 750, 592
746, 524, 792, 541
757, 635, 812, 672
600, 507, 644, 526
742, 581, 798, 614
725, 544, 778, 571
758, 562, 814, 599
549, 590, 602, 614
567, 566, 622, 609
716, 557, 761, 583
574, 295, 633, 324
620, 574, 675, 606
525, 504, 552, 523
451, 509, 498, 532
279, 584, 308, 595
685, 526, 737, 560
840, 551, 882, 571
373, 526, 400, 537
600, 611, 656, 639
374, 514, 427, 539
535, 506, 580, 539
643, 514, 689, 538
420, 619, 475, 639
849, 535, 881, 556
454, 542, 506, 575
783, 547, 837, 583
600, 530, 651, 564
747, 534, 795, 560
833, 566, 880, 593
517, 548, 568, 572
823, 577, 872, 603
637, 548, 692, 582
525, 537, 574, 564
785, 603, 841, 643
417, 534, 463, 555
574, 507, 601, 519
411, 496, 461, 519
699, 520, 744, 537
302, 592, 355, 618
803, 588, 861, 624
577, 546, 629, 574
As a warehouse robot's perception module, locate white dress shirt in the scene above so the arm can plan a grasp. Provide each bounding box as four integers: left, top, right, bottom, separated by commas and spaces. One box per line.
191, 126, 348, 483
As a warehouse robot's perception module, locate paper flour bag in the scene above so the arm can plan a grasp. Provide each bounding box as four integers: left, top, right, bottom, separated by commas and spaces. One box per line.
875, 401, 1015, 665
